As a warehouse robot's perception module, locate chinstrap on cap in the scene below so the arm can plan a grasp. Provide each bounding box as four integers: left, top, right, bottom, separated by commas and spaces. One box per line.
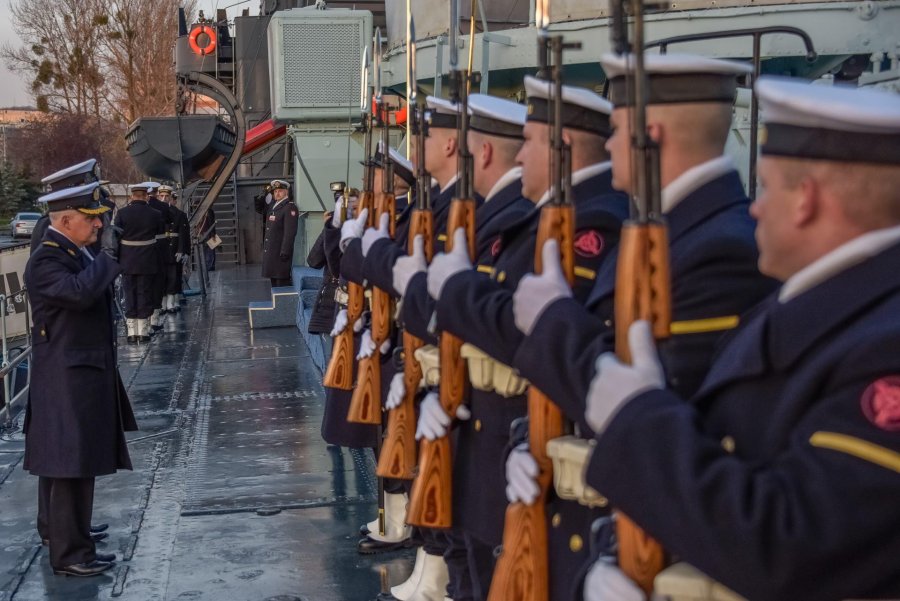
601, 53, 751, 107
38, 181, 110, 215
41, 159, 100, 192
525, 76, 613, 136
468, 94, 526, 139
756, 76, 900, 165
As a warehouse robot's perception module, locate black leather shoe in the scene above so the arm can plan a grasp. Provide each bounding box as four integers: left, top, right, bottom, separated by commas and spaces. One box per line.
356, 535, 413, 555
53, 560, 112, 577
127, 336, 137, 344
139, 336, 151, 343
94, 551, 116, 562
375, 594, 400, 601
359, 524, 370, 536
91, 532, 108, 543
91, 523, 109, 534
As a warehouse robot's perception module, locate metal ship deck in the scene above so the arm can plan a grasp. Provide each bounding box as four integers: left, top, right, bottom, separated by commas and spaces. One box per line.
0, 266, 412, 601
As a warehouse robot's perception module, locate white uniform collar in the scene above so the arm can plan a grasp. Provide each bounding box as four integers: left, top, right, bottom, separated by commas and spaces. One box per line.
440, 174, 460, 196
779, 224, 900, 303
535, 161, 612, 208
271, 197, 289, 211
661, 155, 735, 214
484, 167, 523, 203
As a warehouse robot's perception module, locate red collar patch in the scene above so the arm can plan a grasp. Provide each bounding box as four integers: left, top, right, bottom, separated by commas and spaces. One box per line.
861, 377, 900, 431
574, 230, 604, 258
491, 238, 502, 257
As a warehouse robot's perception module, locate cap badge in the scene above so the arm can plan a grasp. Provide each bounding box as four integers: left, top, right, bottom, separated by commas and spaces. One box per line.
861, 377, 900, 431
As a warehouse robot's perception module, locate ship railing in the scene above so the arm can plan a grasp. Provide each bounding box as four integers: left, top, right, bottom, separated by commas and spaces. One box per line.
0, 289, 31, 428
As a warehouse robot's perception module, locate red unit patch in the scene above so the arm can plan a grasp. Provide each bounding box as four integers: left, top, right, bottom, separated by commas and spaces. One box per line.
861, 376, 900, 431
491, 238, 502, 257
574, 230, 604, 258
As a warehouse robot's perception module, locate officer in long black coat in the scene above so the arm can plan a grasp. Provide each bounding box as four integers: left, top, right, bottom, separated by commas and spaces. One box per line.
24, 181, 137, 577
30, 158, 102, 255
115, 184, 165, 342
158, 185, 189, 313
262, 179, 299, 287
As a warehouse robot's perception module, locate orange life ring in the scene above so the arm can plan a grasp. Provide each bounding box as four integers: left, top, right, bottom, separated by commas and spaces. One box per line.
189, 25, 217, 56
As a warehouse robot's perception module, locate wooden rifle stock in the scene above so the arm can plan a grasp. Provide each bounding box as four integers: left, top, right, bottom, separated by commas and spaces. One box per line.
348, 191, 396, 425
406, 198, 476, 528
377, 209, 434, 479
613, 221, 671, 595
488, 205, 574, 601
324, 191, 377, 390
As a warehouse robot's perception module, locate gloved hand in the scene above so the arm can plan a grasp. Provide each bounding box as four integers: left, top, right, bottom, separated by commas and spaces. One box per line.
392, 235, 427, 297
182, 253, 190, 265
340, 208, 368, 252
427, 228, 471, 299
100, 224, 123, 260
175, 252, 184, 263
279, 252, 290, 261
505, 443, 540, 505
332, 199, 345, 228
362, 213, 391, 257
415, 393, 470, 440
583, 560, 646, 601
331, 309, 349, 337
385, 372, 406, 410
358, 329, 376, 359
585, 321, 665, 434
513, 239, 573, 335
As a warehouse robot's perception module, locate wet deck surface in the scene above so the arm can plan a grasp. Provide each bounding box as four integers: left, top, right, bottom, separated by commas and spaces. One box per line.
0, 266, 412, 600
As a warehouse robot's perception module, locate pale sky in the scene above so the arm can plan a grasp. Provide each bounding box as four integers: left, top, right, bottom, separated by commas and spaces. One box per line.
0, 0, 260, 108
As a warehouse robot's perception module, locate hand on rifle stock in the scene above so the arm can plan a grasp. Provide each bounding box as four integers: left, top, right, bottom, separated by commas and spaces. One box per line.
362, 213, 391, 256
385, 372, 405, 410
583, 560, 646, 601
585, 321, 664, 434
427, 228, 471, 299
415, 392, 471, 440
505, 443, 539, 505
358, 329, 393, 359
330, 309, 349, 337
392, 235, 427, 297
340, 208, 369, 251
513, 239, 573, 335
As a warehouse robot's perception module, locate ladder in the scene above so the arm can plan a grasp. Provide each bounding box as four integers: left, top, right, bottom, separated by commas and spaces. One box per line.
188, 175, 243, 266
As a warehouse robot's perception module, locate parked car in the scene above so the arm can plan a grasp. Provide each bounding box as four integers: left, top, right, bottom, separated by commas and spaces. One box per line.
9, 212, 42, 239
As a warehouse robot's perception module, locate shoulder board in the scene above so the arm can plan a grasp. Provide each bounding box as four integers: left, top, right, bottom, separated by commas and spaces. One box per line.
42, 241, 60, 248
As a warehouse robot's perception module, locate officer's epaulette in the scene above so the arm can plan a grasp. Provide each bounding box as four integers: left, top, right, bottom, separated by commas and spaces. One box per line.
42, 241, 60, 248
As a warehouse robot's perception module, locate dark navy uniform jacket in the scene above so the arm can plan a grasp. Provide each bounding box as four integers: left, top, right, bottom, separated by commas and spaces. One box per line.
514, 169, 777, 433
162, 205, 190, 264
435, 166, 629, 367
115, 200, 165, 275
23, 229, 138, 478
400, 177, 533, 346
262, 198, 299, 279
587, 240, 900, 601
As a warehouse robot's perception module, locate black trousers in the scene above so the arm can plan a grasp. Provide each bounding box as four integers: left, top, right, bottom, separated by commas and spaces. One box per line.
123, 273, 157, 318
464, 531, 497, 601
37, 476, 96, 568
163, 263, 181, 295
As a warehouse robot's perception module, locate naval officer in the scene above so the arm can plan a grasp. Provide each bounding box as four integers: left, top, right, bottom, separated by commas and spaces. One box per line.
262, 179, 299, 288
24, 182, 137, 577
30, 159, 102, 255
580, 78, 900, 601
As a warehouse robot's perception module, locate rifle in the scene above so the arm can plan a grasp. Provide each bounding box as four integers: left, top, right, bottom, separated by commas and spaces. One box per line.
324, 45, 374, 391
487, 5, 579, 599
377, 16, 432, 481
406, 0, 477, 529
609, 0, 671, 594
348, 27, 395, 425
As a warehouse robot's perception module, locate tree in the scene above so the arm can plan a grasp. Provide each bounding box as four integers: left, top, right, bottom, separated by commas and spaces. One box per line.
0, 161, 39, 217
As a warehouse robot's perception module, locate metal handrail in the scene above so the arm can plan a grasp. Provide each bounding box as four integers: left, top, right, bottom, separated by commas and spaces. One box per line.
0, 290, 32, 427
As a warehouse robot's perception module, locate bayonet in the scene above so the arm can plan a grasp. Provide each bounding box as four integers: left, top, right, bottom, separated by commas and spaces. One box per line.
449, 0, 459, 71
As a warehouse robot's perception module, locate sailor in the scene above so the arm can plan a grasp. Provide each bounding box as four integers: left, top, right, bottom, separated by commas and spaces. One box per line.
505, 55, 779, 599
23, 181, 137, 577
145, 182, 173, 331
30, 158, 101, 255
170, 190, 191, 304
115, 183, 165, 342
389, 94, 533, 601
262, 179, 299, 288
578, 78, 900, 601
158, 185, 189, 313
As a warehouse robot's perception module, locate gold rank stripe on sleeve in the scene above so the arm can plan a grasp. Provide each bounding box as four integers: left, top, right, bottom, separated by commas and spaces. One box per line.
437, 234, 448, 242
670, 315, 740, 335
810, 431, 900, 473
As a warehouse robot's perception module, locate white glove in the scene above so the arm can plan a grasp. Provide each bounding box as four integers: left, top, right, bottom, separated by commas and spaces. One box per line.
506, 443, 540, 505
513, 239, 573, 335
332, 198, 344, 228
358, 329, 377, 359
362, 213, 390, 257
379, 337, 392, 355
385, 372, 406, 410
331, 309, 349, 336
392, 235, 427, 297
340, 208, 368, 252
585, 321, 664, 434
181, 253, 190, 265
353, 315, 365, 333
175, 252, 184, 263
583, 561, 646, 601
427, 228, 472, 299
